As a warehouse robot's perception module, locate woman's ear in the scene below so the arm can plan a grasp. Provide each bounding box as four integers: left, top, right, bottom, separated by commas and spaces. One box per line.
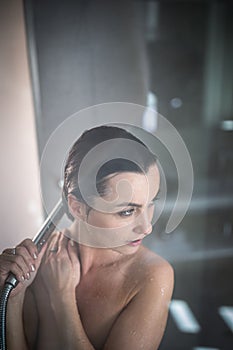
67, 194, 87, 221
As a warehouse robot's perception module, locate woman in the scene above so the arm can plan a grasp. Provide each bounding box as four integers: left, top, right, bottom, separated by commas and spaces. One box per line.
0, 125, 174, 350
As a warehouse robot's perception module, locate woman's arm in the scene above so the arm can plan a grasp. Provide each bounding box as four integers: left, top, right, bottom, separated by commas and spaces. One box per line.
40, 233, 174, 350
39, 232, 95, 350
6, 291, 28, 350
0, 239, 46, 350
50, 291, 95, 350
7, 287, 39, 350
103, 260, 174, 350
47, 255, 173, 350
42, 234, 173, 350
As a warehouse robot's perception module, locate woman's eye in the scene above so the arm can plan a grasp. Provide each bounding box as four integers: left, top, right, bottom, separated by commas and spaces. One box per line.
118, 208, 135, 217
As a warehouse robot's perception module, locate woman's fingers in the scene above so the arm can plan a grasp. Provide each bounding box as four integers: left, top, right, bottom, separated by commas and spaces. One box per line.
0, 239, 48, 299
58, 229, 79, 266
2, 243, 35, 281
37, 231, 81, 293
15, 246, 36, 273
36, 242, 47, 266
2, 248, 16, 255
43, 230, 79, 267
67, 239, 79, 265
14, 239, 39, 278
46, 232, 61, 258
1, 239, 46, 283
0, 254, 26, 282
20, 238, 38, 259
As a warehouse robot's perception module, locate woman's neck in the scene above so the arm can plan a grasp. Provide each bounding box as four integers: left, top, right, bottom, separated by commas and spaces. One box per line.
78, 245, 123, 276
66, 221, 124, 276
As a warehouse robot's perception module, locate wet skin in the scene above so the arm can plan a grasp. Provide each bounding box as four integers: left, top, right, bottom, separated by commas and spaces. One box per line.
5, 165, 174, 350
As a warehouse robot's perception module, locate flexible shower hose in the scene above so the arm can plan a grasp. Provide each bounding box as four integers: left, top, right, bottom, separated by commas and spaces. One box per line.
0, 282, 15, 350
0, 198, 64, 350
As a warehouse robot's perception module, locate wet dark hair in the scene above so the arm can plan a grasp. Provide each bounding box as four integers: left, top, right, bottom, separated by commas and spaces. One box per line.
62, 125, 157, 221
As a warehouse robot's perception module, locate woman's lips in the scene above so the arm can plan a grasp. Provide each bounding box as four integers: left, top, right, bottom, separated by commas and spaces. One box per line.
127, 239, 143, 247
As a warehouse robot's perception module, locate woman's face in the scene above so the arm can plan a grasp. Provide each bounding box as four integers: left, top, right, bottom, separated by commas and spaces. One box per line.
79, 164, 160, 250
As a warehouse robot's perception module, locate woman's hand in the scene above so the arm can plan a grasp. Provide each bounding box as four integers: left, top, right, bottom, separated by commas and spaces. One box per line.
40, 231, 80, 300
0, 239, 46, 298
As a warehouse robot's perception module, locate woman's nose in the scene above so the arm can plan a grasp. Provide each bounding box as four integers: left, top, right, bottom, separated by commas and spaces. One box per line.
134, 210, 152, 235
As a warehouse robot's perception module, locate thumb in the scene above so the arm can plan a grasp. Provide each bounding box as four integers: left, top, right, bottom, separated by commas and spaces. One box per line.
35, 242, 48, 268
68, 240, 79, 265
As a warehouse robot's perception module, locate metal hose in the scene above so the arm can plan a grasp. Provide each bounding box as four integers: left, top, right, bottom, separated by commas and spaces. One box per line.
0, 199, 65, 350
0, 283, 14, 350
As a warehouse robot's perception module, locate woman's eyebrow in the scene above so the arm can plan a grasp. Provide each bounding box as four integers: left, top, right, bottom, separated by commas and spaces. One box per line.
116, 202, 142, 208
116, 188, 161, 208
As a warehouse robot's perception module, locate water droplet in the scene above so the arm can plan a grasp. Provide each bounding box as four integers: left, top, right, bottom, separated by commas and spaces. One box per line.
130, 330, 137, 336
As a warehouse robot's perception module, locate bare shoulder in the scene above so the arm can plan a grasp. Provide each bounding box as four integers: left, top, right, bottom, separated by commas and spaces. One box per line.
103, 246, 174, 349
142, 245, 174, 276
128, 245, 174, 297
